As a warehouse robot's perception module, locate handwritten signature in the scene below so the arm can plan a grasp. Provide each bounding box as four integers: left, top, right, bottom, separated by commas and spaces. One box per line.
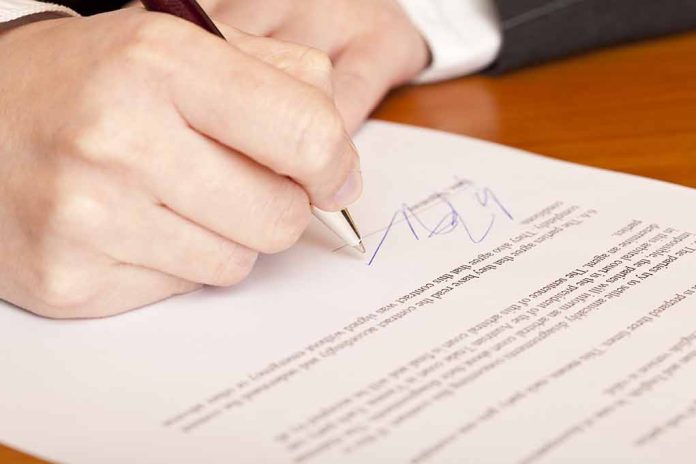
368, 181, 513, 266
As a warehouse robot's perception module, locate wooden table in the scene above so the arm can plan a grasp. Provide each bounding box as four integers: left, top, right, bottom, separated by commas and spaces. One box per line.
376, 32, 696, 188
2, 30, 695, 464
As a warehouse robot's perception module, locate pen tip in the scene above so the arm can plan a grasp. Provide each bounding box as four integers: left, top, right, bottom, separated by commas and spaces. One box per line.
353, 242, 366, 254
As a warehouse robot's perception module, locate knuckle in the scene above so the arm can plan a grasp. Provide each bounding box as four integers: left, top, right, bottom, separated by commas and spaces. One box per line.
262, 182, 311, 253
117, 14, 184, 72
55, 118, 110, 162
297, 47, 333, 77
209, 247, 258, 287
126, 13, 181, 49
36, 266, 94, 314
294, 47, 333, 94
49, 189, 106, 238
55, 114, 140, 168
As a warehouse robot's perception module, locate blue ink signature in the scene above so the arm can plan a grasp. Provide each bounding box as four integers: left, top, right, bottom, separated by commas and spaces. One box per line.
367, 184, 513, 266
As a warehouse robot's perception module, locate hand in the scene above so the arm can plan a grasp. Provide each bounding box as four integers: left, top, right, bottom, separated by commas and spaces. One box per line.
0, 8, 361, 318
205, 0, 431, 132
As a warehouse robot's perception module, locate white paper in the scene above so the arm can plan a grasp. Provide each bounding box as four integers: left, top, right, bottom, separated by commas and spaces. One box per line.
1, 121, 695, 464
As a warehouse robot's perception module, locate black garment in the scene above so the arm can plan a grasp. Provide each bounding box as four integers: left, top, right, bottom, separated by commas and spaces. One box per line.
490, 0, 696, 73
52, 0, 128, 16
48, 0, 696, 73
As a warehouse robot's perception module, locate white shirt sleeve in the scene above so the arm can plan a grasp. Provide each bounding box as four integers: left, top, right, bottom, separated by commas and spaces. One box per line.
0, 0, 76, 24
1, 0, 499, 82
396, 0, 503, 83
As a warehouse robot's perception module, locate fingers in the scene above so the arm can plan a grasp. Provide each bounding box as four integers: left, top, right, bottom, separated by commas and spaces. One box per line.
36, 264, 201, 319
168, 28, 361, 210
269, 11, 352, 57
137, 127, 314, 254
220, 25, 333, 95
207, 0, 289, 36
101, 196, 259, 287
332, 29, 428, 133
12, 239, 201, 319
88, 264, 201, 319
332, 35, 399, 133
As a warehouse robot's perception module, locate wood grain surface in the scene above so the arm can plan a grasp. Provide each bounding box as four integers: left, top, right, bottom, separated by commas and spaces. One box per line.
2, 30, 694, 464
374, 32, 696, 188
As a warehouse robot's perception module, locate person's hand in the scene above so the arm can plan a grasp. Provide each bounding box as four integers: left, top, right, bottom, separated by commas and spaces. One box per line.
0, 8, 361, 319
205, 0, 430, 132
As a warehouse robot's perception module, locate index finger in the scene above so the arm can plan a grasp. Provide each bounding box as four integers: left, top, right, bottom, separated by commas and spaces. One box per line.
160, 20, 362, 210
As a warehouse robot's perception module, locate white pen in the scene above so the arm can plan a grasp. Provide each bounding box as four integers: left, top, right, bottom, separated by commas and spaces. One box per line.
312, 208, 365, 253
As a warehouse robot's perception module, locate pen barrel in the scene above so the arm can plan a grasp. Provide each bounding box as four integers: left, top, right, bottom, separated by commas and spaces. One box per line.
140, 0, 226, 39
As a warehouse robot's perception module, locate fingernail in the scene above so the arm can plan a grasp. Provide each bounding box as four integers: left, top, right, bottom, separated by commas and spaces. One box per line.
334, 169, 363, 207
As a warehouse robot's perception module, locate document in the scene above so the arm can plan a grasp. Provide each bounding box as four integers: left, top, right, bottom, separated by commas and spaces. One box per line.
1, 121, 695, 464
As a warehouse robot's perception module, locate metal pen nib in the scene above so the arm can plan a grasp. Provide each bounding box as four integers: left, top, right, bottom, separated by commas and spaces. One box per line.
341, 209, 365, 254
311, 207, 365, 254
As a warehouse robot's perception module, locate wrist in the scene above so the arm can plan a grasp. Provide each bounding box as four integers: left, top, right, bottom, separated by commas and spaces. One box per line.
396, 0, 502, 83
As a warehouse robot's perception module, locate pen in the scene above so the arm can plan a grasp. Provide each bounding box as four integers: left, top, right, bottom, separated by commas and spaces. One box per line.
139, 0, 366, 254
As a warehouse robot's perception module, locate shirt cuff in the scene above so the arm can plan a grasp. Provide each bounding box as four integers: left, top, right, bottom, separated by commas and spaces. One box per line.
396, 0, 503, 83
0, 0, 77, 23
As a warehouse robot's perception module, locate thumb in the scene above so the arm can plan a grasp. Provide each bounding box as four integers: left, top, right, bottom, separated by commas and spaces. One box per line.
217, 22, 334, 96
333, 33, 427, 133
